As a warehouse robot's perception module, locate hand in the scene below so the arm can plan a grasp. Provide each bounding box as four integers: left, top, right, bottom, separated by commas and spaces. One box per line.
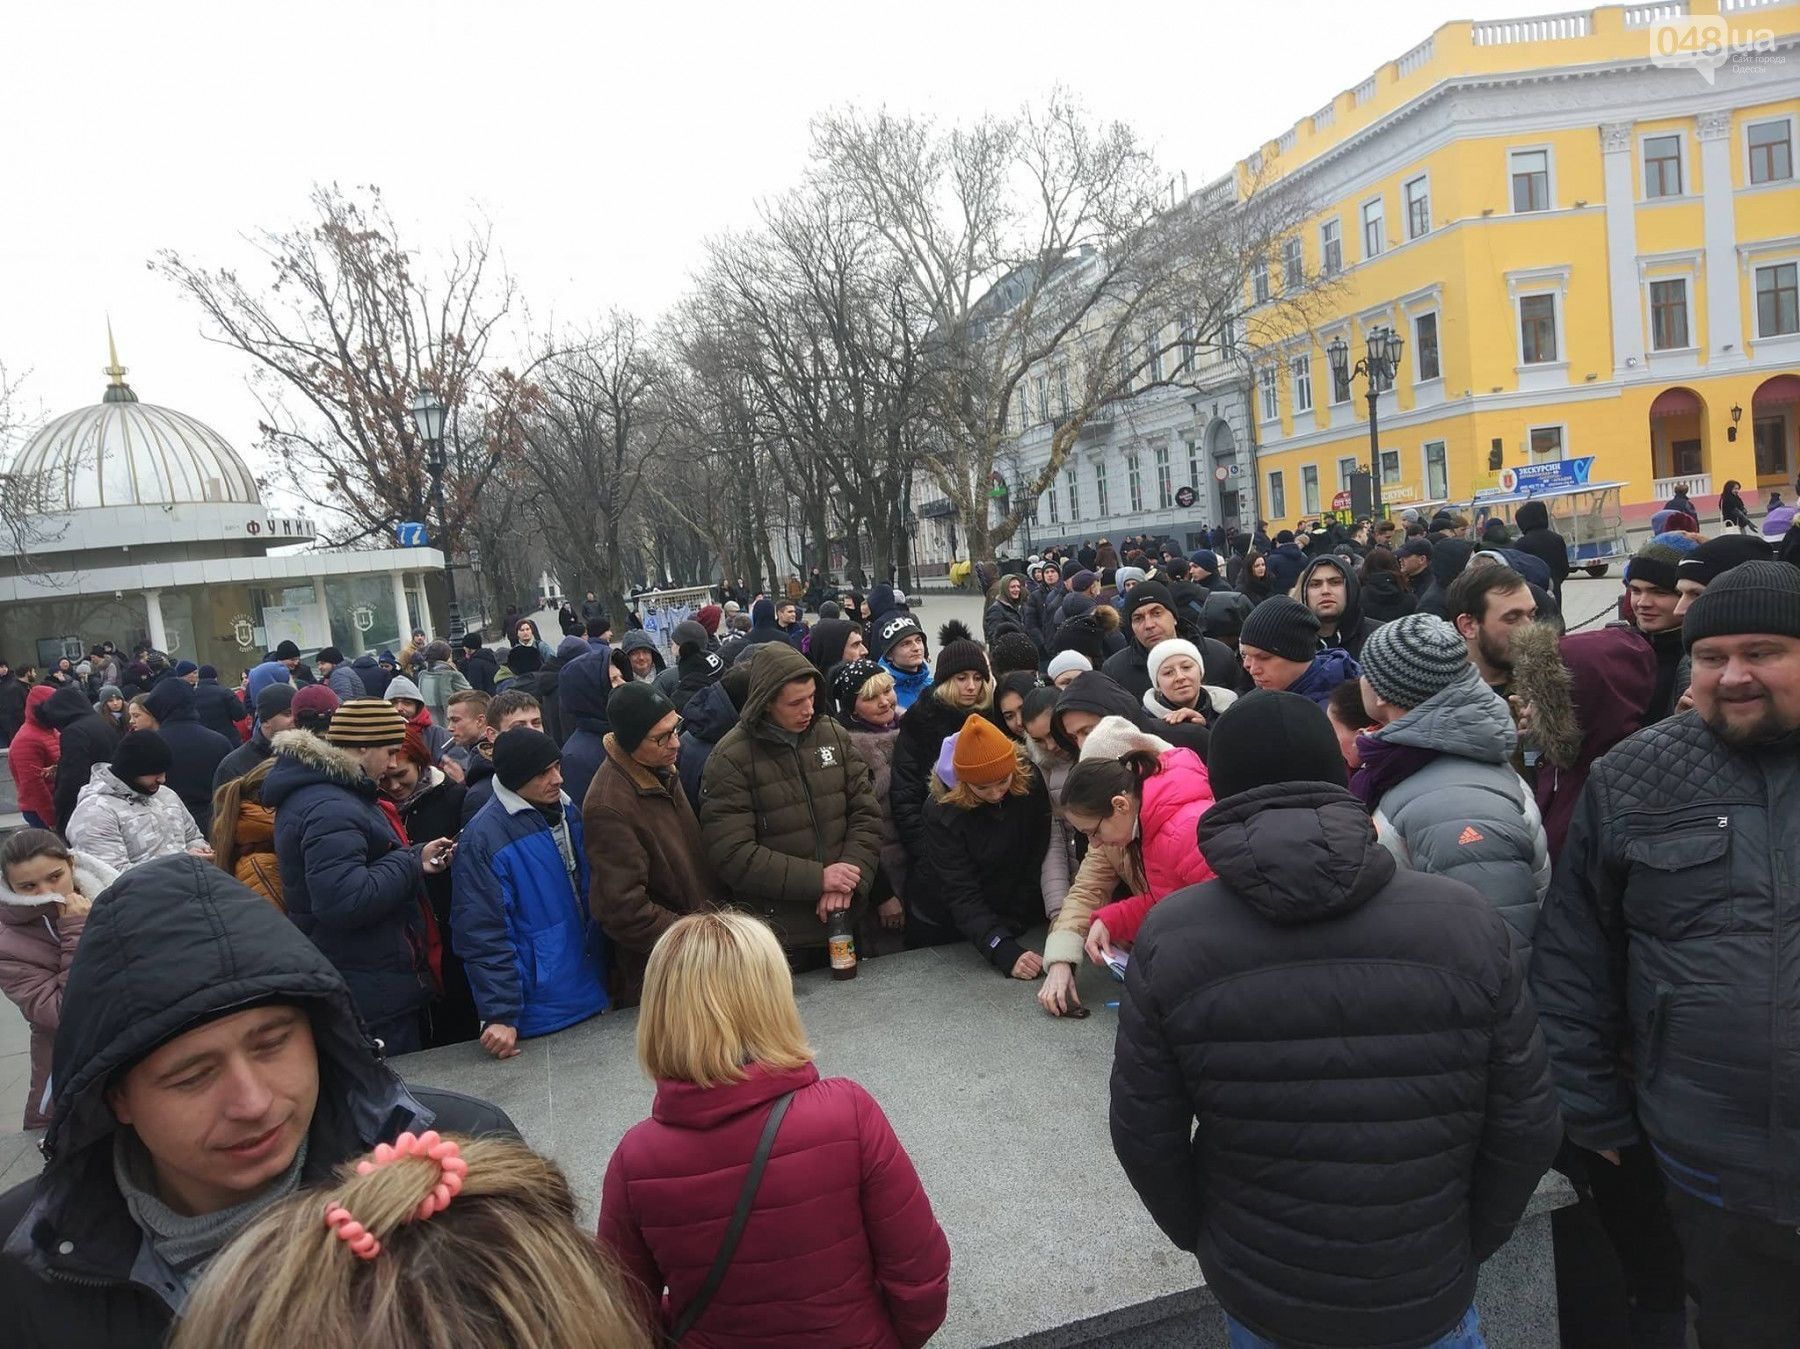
1161, 707, 1206, 725
1507, 695, 1534, 737
821, 861, 862, 895
877, 896, 905, 930
814, 889, 853, 924
1010, 951, 1045, 980
187, 843, 214, 858
1037, 962, 1082, 1015
59, 893, 92, 920
1083, 919, 1114, 968
422, 838, 456, 874
480, 1023, 520, 1059
439, 756, 466, 785
39, 764, 56, 780
1674, 689, 1695, 714
1594, 1148, 1621, 1166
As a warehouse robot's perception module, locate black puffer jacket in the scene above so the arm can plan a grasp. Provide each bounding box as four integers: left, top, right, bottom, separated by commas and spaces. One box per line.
1512, 500, 1571, 601
1051, 671, 1210, 761
40, 683, 122, 833
1111, 783, 1560, 1349
191, 677, 246, 743
1357, 570, 1418, 623
1531, 714, 1800, 1223
888, 692, 1004, 864
912, 769, 1050, 972
676, 676, 740, 812
0, 857, 514, 1349
142, 678, 235, 835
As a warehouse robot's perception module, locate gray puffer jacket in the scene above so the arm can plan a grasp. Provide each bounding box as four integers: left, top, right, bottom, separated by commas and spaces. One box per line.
63, 766, 203, 873
1367, 667, 1549, 951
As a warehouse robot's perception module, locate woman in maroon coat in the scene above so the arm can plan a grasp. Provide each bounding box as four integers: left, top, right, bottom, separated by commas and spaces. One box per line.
598, 911, 950, 1348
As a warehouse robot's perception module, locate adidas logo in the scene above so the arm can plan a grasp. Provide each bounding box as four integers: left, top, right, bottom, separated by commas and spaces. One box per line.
1457, 826, 1485, 846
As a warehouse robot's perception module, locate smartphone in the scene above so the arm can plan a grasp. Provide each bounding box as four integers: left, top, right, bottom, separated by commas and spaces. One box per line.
1105, 951, 1129, 982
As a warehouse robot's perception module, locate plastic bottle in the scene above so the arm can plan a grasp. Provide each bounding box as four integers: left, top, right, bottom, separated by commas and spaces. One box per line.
827, 910, 857, 980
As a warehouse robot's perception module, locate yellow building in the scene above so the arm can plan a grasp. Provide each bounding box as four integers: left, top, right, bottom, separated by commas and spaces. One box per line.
1242, 0, 1800, 537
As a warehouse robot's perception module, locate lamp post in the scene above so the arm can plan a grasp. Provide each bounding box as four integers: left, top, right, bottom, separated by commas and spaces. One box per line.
1326, 326, 1405, 519
409, 388, 462, 638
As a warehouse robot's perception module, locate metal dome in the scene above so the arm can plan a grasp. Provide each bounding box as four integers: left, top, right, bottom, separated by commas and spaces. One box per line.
8, 338, 261, 510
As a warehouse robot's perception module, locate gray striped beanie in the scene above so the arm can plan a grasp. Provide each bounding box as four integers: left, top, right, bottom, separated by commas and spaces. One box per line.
1360, 614, 1470, 710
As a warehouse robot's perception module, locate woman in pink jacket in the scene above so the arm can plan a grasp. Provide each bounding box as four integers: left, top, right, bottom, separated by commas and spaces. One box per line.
6, 685, 60, 829
599, 910, 950, 1348
1058, 715, 1217, 965
0, 829, 117, 1128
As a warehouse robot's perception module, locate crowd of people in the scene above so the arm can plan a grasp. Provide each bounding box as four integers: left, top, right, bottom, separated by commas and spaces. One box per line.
0, 491, 1796, 1347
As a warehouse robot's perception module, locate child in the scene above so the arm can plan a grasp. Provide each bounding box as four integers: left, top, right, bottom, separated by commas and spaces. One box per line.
0, 829, 117, 1128
1059, 716, 1217, 965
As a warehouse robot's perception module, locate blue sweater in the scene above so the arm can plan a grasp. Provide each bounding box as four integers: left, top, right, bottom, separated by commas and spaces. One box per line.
452, 784, 608, 1038
881, 658, 934, 712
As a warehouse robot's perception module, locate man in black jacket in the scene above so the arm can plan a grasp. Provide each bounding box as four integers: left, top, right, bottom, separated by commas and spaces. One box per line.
41, 681, 123, 833
190, 664, 247, 744
1101, 582, 1221, 698
1532, 562, 1800, 1345
0, 856, 513, 1349
1512, 500, 1571, 603
1111, 691, 1560, 1349
212, 682, 296, 791
142, 677, 234, 834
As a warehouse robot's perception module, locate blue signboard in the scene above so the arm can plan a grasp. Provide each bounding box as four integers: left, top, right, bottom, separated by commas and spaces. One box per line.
1476, 457, 1595, 500
396, 521, 429, 547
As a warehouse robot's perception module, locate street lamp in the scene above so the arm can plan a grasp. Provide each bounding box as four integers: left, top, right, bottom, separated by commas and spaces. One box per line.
1326, 325, 1405, 519
409, 388, 462, 638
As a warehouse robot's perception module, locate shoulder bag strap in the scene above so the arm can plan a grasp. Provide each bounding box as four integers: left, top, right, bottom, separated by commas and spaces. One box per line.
666, 1089, 796, 1345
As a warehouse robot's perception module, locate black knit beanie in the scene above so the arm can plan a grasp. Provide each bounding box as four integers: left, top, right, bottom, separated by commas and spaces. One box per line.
1238, 597, 1321, 663
989, 631, 1041, 679
1121, 581, 1178, 631
933, 639, 989, 685
1677, 534, 1773, 587
873, 611, 925, 660
112, 729, 173, 782
461, 631, 486, 652
830, 658, 887, 712
1626, 544, 1682, 594
493, 727, 563, 791
607, 682, 678, 753
1206, 690, 1347, 801
506, 644, 544, 675
1682, 560, 1800, 651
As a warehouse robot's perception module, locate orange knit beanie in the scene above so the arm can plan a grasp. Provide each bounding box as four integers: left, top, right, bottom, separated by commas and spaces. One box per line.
952, 714, 1016, 787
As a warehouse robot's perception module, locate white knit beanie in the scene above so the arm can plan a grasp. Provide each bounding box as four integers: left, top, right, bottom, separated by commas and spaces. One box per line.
1145, 638, 1204, 689
1077, 714, 1173, 762
1046, 650, 1093, 682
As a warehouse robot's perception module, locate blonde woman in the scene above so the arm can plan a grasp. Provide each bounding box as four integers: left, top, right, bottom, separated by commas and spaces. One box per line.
599, 912, 950, 1348
888, 638, 997, 870
171, 1135, 650, 1349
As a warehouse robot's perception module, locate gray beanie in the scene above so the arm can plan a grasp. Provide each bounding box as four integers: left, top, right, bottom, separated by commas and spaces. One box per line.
1361, 614, 1471, 710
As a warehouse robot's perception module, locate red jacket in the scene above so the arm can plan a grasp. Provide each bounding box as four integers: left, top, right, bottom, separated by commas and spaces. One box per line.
599, 1062, 950, 1349
7, 686, 60, 821
1091, 746, 1217, 946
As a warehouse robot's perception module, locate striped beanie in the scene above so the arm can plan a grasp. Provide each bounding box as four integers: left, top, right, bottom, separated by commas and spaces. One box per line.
1360, 614, 1471, 711
327, 698, 409, 747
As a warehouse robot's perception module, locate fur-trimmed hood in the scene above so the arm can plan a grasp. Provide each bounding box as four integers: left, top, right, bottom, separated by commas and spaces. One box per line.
0, 852, 120, 912
262, 727, 370, 798
1507, 621, 1578, 770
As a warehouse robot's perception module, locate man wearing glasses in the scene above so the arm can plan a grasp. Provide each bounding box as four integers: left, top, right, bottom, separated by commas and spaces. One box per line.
582, 683, 719, 1006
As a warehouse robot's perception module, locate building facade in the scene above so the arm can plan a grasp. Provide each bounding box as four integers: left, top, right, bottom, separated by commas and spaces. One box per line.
1238, 0, 1800, 531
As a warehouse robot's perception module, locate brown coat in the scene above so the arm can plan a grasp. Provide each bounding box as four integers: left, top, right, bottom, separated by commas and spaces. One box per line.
229, 800, 285, 911
583, 733, 718, 1002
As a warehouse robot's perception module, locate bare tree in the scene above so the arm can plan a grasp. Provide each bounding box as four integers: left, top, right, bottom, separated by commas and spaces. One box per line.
0, 362, 77, 576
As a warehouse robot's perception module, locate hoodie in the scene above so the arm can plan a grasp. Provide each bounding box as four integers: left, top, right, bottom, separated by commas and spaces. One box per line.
557, 650, 615, 810
40, 683, 124, 834
1281, 647, 1362, 707
1293, 555, 1382, 661
1511, 500, 1570, 600
1415, 538, 1475, 619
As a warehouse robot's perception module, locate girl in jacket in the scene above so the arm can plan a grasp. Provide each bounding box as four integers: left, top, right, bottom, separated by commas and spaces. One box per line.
1058, 718, 1217, 967
1718, 478, 1752, 532
1141, 639, 1236, 728
210, 758, 284, 909
0, 829, 116, 1128
909, 715, 1052, 977
92, 684, 129, 734
996, 669, 1041, 739
7, 685, 60, 829
888, 639, 997, 870
599, 910, 950, 1348
126, 692, 158, 732
1356, 546, 1418, 622
1235, 550, 1274, 603
833, 660, 907, 955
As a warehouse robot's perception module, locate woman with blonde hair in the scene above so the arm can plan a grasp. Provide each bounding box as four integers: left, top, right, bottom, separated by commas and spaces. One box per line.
209, 757, 283, 909
171, 1133, 650, 1349
908, 713, 1052, 979
599, 911, 950, 1348
888, 638, 998, 873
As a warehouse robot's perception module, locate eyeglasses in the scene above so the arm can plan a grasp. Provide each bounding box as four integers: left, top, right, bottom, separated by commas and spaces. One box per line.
649, 719, 684, 747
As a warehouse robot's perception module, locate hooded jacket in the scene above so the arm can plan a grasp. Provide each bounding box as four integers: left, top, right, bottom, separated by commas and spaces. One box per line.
7, 685, 60, 821
1111, 784, 1560, 1349
322, 661, 367, 704
698, 643, 884, 950
1082, 738, 1218, 948
983, 578, 1031, 648
190, 677, 247, 745
619, 629, 668, 680
142, 679, 234, 835
1264, 541, 1309, 594
806, 619, 863, 685
1512, 500, 1571, 600
887, 692, 1005, 867
1355, 568, 1417, 623
0, 852, 116, 1129
40, 683, 122, 833
453, 781, 608, 1038
0, 858, 515, 1349
65, 766, 205, 873
1294, 555, 1383, 660
726, 601, 790, 668
557, 651, 614, 811
415, 659, 470, 727
1282, 646, 1362, 707
350, 652, 391, 699
912, 765, 1051, 972
1355, 666, 1550, 951
263, 729, 435, 1030
1052, 669, 1212, 760
676, 676, 741, 812
1415, 539, 1475, 620
599, 1062, 950, 1349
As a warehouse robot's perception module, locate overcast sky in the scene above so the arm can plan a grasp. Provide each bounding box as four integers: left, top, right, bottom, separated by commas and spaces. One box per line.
3, 0, 1565, 500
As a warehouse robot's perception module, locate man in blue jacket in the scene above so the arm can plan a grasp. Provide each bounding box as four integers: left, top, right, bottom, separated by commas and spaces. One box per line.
453, 727, 609, 1060
1237, 597, 1361, 706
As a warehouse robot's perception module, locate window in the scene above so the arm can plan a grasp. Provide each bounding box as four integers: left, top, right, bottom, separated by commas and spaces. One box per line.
1066, 467, 1080, 522
1094, 462, 1110, 517
1424, 441, 1448, 500
1331, 346, 1352, 403
1188, 438, 1202, 490
1756, 262, 1799, 337
1673, 439, 1703, 476
1218, 318, 1238, 359
1404, 175, 1430, 239
1748, 119, 1794, 185
1643, 134, 1683, 198
1055, 363, 1070, 415
1519, 294, 1558, 364
1145, 325, 1164, 383
1178, 312, 1197, 373
1320, 219, 1342, 276
1127, 453, 1143, 513
1252, 257, 1270, 304
1650, 279, 1690, 351
1529, 426, 1564, 458
1047, 479, 1059, 524
1756, 417, 1788, 477
1336, 456, 1357, 490
1155, 445, 1173, 510
1292, 353, 1313, 413
1016, 394, 1028, 435
1414, 311, 1441, 381
1380, 449, 1402, 485
1361, 198, 1384, 259
1259, 364, 1279, 421
1282, 236, 1304, 290
1511, 149, 1550, 212
1268, 469, 1287, 519
1301, 465, 1320, 514
1036, 375, 1050, 421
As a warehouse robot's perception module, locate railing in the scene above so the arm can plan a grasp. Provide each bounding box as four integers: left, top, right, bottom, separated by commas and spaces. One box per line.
1721, 0, 1788, 12
1651, 472, 1712, 503
1472, 10, 1592, 43
1624, 2, 1688, 26
1277, 128, 1297, 153
1352, 76, 1378, 105
1397, 36, 1436, 76
1312, 103, 1336, 131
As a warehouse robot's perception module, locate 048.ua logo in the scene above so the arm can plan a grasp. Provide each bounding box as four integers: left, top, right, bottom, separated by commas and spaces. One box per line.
1650, 15, 1782, 85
